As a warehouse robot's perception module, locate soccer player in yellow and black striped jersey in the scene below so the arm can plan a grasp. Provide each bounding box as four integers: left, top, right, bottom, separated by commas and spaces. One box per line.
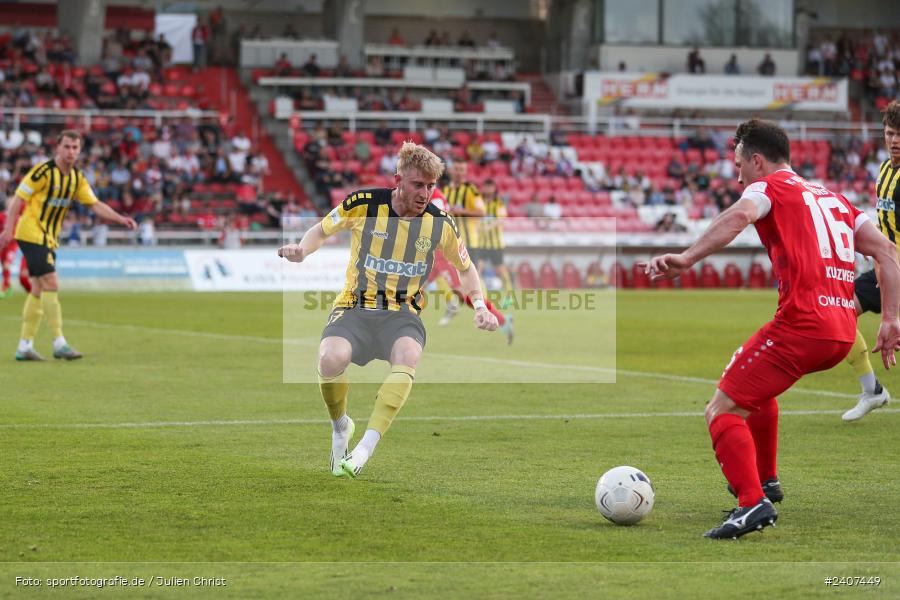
441, 161, 485, 252
842, 100, 900, 421
477, 178, 515, 305
278, 142, 498, 478
0, 130, 137, 361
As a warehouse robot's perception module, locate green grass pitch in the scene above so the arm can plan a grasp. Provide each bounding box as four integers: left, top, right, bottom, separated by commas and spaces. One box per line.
1, 290, 897, 598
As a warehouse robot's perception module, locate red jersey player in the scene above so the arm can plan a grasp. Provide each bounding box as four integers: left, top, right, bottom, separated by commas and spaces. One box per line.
641, 119, 900, 539
0, 208, 30, 297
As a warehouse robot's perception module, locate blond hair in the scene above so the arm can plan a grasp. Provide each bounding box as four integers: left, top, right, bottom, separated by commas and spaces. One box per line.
396, 141, 444, 180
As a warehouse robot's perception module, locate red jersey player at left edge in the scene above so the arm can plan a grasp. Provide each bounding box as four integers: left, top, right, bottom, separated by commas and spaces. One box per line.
639, 119, 900, 540
0, 202, 31, 297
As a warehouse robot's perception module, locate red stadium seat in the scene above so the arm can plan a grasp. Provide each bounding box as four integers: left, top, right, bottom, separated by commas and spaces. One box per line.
516, 262, 536, 289
562, 263, 582, 289
609, 262, 628, 288
680, 268, 699, 289
723, 263, 744, 288
700, 263, 721, 288
631, 263, 650, 289
748, 263, 768, 289
653, 276, 674, 289
539, 262, 560, 289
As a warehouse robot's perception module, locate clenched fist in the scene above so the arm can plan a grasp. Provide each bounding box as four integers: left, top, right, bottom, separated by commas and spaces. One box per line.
278, 244, 306, 263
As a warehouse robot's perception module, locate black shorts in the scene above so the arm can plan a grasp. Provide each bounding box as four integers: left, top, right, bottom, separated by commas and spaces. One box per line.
17, 240, 56, 277
855, 269, 881, 314
478, 248, 505, 267
321, 307, 426, 366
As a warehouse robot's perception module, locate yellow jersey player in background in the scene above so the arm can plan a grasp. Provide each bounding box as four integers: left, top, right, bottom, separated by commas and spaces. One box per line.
841, 100, 900, 421
440, 161, 485, 324
278, 142, 498, 479
0, 130, 137, 361
477, 178, 516, 308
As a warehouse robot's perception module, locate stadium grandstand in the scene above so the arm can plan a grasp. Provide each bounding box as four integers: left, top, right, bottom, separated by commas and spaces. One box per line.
1, 0, 899, 290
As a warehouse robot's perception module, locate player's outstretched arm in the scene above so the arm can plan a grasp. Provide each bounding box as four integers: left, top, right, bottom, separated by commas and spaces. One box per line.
278, 222, 327, 263
89, 201, 138, 230
638, 198, 758, 280
856, 220, 900, 368
458, 264, 498, 331
0, 195, 23, 248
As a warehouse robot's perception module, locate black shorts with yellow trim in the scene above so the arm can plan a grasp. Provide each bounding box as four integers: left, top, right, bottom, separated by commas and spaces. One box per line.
321, 306, 427, 366
478, 248, 505, 267
855, 269, 881, 314
17, 240, 56, 277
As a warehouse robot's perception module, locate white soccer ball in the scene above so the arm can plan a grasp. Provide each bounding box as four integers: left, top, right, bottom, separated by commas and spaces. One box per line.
595, 466, 655, 525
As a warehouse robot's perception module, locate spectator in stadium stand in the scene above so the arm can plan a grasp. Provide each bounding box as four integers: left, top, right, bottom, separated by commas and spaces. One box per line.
724, 54, 741, 74
388, 28, 405, 45
192, 17, 209, 72
302, 54, 322, 77
274, 53, 293, 76
654, 212, 687, 233
617, 61, 627, 72
424, 30, 440, 46
438, 31, 452, 46
283, 23, 300, 40
334, 55, 353, 78
327, 122, 346, 147
466, 138, 485, 164
757, 53, 776, 76
806, 43, 823, 75
373, 121, 392, 147
353, 136, 371, 162
688, 47, 706, 73
458, 32, 476, 48
543, 195, 562, 220
0, 126, 24, 152
486, 32, 500, 49
156, 34, 172, 69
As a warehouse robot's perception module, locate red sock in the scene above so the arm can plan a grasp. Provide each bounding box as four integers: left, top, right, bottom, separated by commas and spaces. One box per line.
19, 258, 31, 293
709, 413, 764, 507
465, 296, 505, 326
1, 266, 9, 290
746, 398, 778, 481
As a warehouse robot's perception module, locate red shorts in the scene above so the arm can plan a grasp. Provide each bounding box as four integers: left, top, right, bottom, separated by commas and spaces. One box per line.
1, 241, 17, 265
718, 322, 852, 411
426, 252, 461, 288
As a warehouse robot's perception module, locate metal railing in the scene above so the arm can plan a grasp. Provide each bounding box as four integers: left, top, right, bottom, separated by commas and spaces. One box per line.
0, 108, 221, 130
285, 110, 884, 141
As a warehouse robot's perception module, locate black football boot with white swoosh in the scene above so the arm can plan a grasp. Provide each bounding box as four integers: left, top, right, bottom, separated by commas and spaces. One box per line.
704, 497, 778, 540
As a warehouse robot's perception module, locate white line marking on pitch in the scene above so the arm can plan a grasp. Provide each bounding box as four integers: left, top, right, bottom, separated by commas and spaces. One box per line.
1, 408, 897, 430
0, 315, 859, 401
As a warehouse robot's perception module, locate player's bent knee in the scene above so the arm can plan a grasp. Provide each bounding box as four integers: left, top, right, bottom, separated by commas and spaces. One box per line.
318, 337, 352, 377
705, 389, 748, 424
390, 337, 422, 368
38, 272, 58, 291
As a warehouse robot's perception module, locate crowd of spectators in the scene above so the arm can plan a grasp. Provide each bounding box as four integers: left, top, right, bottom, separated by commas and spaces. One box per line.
805, 29, 900, 109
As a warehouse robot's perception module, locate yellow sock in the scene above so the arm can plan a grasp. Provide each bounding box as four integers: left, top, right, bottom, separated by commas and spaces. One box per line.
318, 370, 350, 421
500, 270, 514, 295
20, 294, 43, 341
846, 329, 874, 377
41, 291, 63, 339
367, 365, 415, 435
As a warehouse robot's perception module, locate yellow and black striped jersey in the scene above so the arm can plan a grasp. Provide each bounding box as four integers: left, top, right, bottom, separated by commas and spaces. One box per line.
479, 196, 507, 250
14, 160, 98, 249
876, 160, 900, 249
321, 188, 471, 312
441, 181, 483, 248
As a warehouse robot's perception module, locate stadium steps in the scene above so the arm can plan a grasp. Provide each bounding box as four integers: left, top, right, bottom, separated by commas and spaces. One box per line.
241, 75, 324, 211
518, 73, 566, 115
176, 66, 309, 207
